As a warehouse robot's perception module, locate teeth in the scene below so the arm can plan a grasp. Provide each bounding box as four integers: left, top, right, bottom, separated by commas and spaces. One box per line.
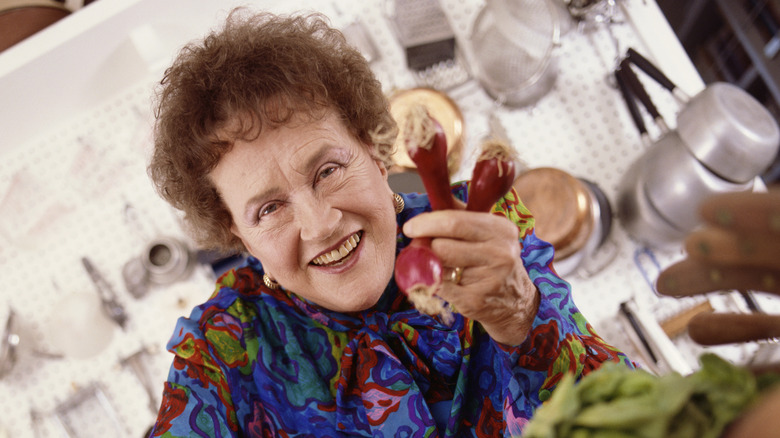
312, 233, 360, 266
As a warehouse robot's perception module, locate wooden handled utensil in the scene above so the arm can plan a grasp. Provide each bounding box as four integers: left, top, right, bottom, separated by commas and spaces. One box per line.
688, 312, 780, 345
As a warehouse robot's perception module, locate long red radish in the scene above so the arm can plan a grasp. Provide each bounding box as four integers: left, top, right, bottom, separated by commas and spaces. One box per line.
403, 105, 456, 211
467, 139, 519, 213
394, 105, 453, 320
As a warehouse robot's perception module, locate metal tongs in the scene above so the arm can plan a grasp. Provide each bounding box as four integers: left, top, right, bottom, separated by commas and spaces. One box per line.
82, 257, 128, 329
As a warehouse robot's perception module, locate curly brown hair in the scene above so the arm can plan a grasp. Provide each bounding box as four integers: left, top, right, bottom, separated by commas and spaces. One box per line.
148, 9, 398, 253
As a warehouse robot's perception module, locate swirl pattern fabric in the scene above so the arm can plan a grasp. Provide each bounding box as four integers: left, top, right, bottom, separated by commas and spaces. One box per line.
150, 182, 633, 437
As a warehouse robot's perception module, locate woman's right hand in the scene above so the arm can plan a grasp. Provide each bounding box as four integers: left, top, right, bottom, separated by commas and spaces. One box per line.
656, 189, 780, 437
402, 208, 540, 346
656, 189, 780, 345
657, 189, 780, 299
721, 384, 780, 438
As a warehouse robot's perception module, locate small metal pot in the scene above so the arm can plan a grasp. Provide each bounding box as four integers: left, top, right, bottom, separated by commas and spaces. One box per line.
613, 58, 757, 246
677, 82, 780, 184
641, 131, 754, 232
617, 157, 688, 248
141, 236, 193, 285
622, 50, 779, 184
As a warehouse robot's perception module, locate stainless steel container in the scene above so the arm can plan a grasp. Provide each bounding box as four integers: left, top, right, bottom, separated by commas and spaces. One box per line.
676, 82, 780, 184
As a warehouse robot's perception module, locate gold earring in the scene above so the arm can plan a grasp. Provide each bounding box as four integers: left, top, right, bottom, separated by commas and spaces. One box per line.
263, 273, 280, 290
393, 193, 405, 214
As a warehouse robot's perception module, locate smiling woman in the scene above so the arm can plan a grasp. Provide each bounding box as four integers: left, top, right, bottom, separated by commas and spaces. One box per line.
146, 8, 634, 437
208, 109, 398, 313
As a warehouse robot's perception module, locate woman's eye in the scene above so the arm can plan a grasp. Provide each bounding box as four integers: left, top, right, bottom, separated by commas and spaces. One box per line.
259, 203, 279, 219
317, 165, 339, 182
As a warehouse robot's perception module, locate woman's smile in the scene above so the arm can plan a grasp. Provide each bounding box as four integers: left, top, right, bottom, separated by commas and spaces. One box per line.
311, 231, 362, 267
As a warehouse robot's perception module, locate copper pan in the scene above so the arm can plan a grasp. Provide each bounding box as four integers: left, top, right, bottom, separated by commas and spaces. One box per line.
512, 167, 595, 261
0, 0, 70, 53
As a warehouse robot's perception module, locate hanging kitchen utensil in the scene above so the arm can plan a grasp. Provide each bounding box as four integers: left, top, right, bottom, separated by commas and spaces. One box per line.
578, 178, 614, 251
82, 257, 128, 329
618, 58, 668, 132
675, 82, 780, 184
564, 0, 607, 19
620, 64, 755, 230
468, 0, 560, 107
614, 67, 694, 246
0, 308, 18, 379
625, 48, 780, 184
618, 298, 694, 375
625, 48, 690, 102
140, 236, 194, 286
513, 167, 595, 262
44, 292, 116, 359
120, 347, 159, 415
385, 0, 471, 90
122, 256, 149, 299
617, 154, 687, 246
53, 383, 125, 437
614, 61, 652, 146
512, 167, 617, 277
389, 0, 456, 71
640, 131, 754, 231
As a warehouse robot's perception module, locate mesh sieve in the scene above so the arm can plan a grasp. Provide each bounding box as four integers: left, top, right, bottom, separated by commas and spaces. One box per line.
469, 0, 560, 107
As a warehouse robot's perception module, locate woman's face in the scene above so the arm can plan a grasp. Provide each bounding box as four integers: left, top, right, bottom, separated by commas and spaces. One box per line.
209, 109, 398, 312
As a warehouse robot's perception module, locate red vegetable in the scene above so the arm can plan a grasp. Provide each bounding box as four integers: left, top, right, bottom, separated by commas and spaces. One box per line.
393, 238, 449, 317
466, 139, 519, 213
394, 105, 453, 320
393, 111, 519, 323
403, 105, 456, 211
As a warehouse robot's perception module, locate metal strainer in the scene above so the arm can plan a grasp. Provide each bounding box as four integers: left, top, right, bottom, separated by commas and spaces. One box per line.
469, 0, 560, 107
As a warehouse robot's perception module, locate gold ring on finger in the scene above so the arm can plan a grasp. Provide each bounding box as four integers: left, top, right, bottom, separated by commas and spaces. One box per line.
449, 266, 463, 285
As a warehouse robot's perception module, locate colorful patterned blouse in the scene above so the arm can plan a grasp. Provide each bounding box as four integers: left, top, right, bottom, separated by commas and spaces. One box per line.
150, 182, 633, 437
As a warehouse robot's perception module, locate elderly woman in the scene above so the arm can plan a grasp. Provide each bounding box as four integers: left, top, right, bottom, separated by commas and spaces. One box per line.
147, 10, 632, 437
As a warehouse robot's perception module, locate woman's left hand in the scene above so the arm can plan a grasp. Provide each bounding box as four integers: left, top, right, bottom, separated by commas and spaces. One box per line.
402, 209, 540, 346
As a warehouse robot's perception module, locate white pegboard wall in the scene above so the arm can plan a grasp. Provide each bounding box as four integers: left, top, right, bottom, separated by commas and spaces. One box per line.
0, 77, 212, 437
0, 0, 773, 436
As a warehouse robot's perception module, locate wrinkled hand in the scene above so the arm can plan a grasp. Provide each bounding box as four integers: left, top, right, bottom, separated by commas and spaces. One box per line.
722, 384, 780, 438
656, 189, 780, 346
403, 209, 540, 346
657, 189, 780, 437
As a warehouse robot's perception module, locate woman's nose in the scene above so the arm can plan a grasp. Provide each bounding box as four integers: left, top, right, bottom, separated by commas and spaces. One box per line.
297, 195, 342, 241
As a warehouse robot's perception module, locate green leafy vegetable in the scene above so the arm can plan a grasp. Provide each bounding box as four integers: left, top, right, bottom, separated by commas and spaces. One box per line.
524, 354, 779, 438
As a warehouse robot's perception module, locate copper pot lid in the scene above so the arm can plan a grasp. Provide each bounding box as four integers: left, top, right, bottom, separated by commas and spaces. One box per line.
389, 88, 464, 175
0, 0, 70, 53
513, 167, 594, 260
